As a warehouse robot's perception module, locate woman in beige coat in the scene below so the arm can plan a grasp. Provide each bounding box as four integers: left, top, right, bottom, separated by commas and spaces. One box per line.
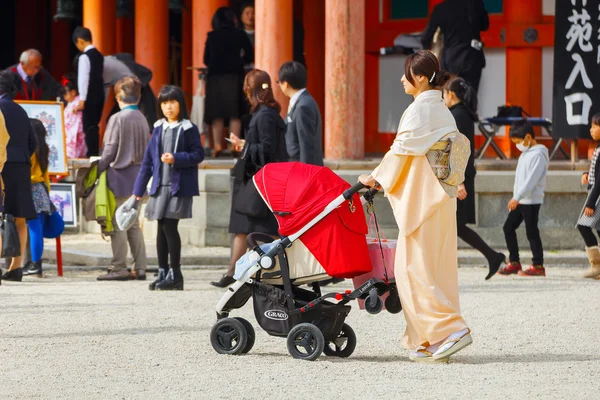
359, 51, 472, 363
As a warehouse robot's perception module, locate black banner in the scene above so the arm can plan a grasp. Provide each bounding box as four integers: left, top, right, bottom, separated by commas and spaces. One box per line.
553, 0, 600, 139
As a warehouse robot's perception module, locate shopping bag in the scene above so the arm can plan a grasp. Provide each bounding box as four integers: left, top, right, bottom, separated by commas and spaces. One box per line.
0, 213, 21, 258
115, 196, 140, 231
43, 211, 65, 239
352, 214, 396, 310
42, 186, 65, 239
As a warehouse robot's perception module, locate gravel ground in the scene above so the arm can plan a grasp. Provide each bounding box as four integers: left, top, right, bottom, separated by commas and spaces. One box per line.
1, 266, 599, 400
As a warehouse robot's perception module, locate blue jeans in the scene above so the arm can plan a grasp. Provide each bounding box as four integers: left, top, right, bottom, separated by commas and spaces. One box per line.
27, 213, 45, 263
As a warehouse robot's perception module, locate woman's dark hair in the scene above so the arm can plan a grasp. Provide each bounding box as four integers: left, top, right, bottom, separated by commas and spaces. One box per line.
157, 85, 189, 121
404, 50, 451, 88
30, 118, 49, 174
510, 119, 534, 139
72, 26, 92, 44
240, 1, 254, 14
444, 76, 478, 120
278, 61, 307, 90
0, 70, 20, 98
212, 7, 236, 30
592, 113, 600, 126
244, 69, 281, 113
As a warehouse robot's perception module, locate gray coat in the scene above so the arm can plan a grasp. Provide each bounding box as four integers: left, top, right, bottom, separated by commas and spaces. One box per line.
285, 91, 324, 166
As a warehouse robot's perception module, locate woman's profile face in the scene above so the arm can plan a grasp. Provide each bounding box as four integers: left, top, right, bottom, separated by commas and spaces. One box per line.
401, 74, 417, 96
161, 100, 180, 122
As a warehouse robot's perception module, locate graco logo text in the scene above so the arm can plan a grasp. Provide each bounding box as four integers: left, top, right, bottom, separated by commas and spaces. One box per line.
264, 310, 288, 321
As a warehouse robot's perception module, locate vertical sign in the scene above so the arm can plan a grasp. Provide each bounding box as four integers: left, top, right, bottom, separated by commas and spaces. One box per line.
553, 0, 600, 139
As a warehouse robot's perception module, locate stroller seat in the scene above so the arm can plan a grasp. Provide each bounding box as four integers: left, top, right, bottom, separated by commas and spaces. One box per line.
235, 234, 330, 286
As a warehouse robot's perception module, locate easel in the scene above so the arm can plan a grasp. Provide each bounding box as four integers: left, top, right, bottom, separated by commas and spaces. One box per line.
51, 174, 64, 277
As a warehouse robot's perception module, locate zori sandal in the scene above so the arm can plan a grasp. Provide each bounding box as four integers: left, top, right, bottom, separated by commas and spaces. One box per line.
409, 346, 449, 364
432, 330, 473, 360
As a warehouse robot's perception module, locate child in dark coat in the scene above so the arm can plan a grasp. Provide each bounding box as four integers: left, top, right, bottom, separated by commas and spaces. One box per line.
133, 86, 204, 290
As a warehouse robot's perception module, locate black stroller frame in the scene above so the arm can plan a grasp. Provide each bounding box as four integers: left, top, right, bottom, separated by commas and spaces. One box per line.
210, 183, 401, 361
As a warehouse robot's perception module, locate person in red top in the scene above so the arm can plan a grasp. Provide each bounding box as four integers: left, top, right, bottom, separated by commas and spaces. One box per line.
5, 49, 61, 101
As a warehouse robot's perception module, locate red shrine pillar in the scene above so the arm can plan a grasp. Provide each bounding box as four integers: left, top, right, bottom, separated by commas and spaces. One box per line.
135, 0, 169, 96
255, 0, 294, 116
181, 0, 193, 106
325, 0, 365, 160
83, 0, 116, 55
303, 0, 326, 132
504, 0, 543, 158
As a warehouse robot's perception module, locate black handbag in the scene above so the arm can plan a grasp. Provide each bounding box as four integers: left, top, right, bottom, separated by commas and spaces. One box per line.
1, 213, 21, 258
232, 146, 271, 218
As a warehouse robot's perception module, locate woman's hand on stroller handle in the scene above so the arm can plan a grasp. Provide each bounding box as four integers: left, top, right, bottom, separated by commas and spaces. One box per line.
344, 177, 381, 200
358, 174, 381, 190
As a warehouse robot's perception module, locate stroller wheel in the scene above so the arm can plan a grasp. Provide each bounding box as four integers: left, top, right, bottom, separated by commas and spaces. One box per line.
385, 287, 402, 314
210, 318, 248, 355
234, 317, 255, 354
365, 294, 384, 315
286, 323, 325, 361
323, 323, 357, 358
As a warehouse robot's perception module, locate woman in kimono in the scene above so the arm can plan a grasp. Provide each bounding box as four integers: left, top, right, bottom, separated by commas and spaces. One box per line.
358, 50, 472, 363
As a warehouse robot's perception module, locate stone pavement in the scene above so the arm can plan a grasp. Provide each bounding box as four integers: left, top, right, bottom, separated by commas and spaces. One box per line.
1, 267, 598, 399
44, 233, 589, 270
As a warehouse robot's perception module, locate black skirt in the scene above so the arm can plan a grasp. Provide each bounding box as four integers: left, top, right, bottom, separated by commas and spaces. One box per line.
457, 178, 476, 226
228, 178, 279, 235
205, 73, 242, 123
1, 162, 37, 219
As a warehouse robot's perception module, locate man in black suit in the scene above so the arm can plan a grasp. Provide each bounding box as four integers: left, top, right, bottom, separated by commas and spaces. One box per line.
277, 61, 324, 166
421, 0, 489, 92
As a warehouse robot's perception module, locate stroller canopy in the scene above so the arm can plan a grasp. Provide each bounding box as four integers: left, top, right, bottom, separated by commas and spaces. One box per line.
253, 163, 372, 278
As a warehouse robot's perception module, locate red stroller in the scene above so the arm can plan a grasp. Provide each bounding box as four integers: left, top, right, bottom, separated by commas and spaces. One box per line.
210, 162, 400, 360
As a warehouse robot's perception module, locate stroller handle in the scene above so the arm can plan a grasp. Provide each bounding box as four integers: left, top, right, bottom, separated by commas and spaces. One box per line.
344, 182, 381, 201
363, 186, 380, 203
343, 182, 368, 200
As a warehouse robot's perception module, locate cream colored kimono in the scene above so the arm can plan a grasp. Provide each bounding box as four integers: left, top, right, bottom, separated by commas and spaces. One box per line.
372, 90, 468, 350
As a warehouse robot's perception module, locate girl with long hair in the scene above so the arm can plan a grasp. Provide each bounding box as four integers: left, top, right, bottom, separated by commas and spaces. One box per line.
211, 69, 288, 288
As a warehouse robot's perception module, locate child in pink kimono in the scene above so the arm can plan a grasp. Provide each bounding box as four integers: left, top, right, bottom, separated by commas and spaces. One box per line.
62, 80, 87, 158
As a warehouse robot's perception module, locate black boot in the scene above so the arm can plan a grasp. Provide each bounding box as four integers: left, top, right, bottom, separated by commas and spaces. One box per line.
155, 267, 184, 291
149, 268, 169, 291
23, 261, 42, 277
2, 268, 23, 282
210, 274, 235, 288
486, 252, 506, 281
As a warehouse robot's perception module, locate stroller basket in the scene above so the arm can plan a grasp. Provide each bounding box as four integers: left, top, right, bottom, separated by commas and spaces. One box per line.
253, 282, 351, 341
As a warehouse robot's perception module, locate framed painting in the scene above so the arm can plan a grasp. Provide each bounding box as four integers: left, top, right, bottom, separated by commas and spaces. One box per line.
16, 100, 69, 176
49, 183, 77, 227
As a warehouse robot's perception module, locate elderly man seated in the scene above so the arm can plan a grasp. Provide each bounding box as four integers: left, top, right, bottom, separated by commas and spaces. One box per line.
5, 49, 61, 101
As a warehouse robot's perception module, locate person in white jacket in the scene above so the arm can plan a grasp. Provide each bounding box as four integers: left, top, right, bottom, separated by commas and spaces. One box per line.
499, 120, 549, 277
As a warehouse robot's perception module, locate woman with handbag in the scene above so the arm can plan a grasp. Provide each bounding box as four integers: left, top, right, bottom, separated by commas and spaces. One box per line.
21, 119, 53, 277
0, 71, 37, 282
443, 76, 505, 280
358, 51, 472, 363
133, 85, 204, 291
211, 69, 288, 288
